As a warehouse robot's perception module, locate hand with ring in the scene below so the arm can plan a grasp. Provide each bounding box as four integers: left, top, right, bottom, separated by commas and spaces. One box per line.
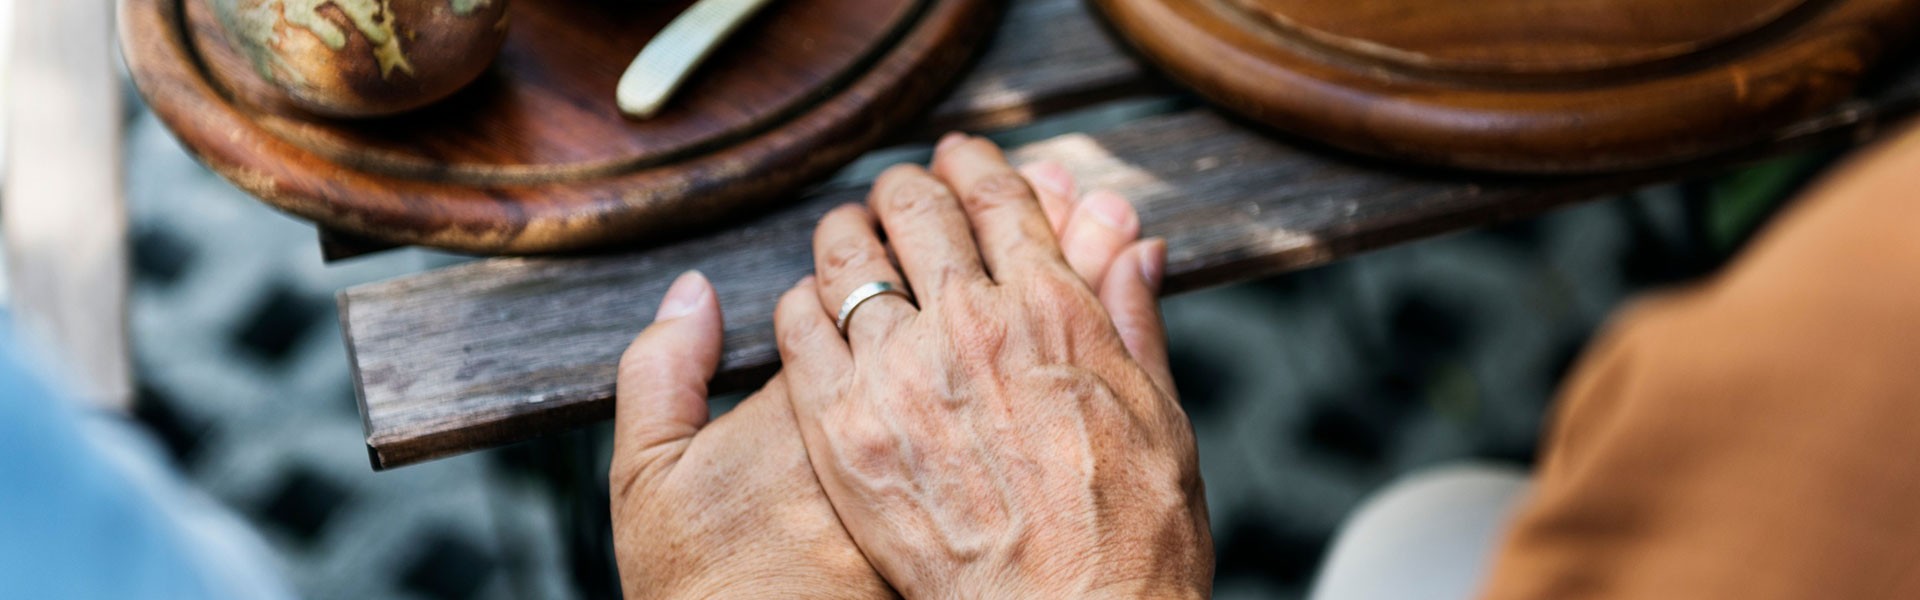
607, 134, 1191, 598
772, 133, 1211, 598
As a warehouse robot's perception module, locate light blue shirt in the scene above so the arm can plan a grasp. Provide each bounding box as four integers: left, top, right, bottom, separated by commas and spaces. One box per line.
0, 321, 294, 599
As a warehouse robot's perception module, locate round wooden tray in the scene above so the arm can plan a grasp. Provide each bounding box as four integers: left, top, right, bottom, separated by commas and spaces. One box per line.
122, 0, 998, 253
1091, 0, 1920, 173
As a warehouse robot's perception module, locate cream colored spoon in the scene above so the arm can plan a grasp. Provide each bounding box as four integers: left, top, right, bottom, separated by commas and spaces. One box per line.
617, 0, 777, 119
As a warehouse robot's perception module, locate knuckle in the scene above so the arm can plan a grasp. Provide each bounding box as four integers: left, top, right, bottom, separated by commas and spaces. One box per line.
821, 236, 876, 274
1028, 273, 1093, 308
779, 309, 830, 348
927, 263, 973, 293
964, 172, 1034, 210
780, 282, 812, 307
822, 202, 871, 227
617, 334, 679, 384
776, 285, 812, 321
875, 163, 929, 190
1036, 366, 1113, 408
776, 291, 828, 343
945, 307, 1010, 362
615, 350, 660, 386
876, 176, 953, 218
831, 412, 902, 477
616, 334, 652, 373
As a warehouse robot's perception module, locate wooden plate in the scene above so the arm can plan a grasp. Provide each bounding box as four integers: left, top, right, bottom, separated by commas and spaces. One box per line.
121, 0, 999, 253
1090, 0, 1920, 172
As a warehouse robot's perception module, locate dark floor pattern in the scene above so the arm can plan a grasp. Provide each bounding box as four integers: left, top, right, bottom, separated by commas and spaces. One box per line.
117, 85, 1812, 598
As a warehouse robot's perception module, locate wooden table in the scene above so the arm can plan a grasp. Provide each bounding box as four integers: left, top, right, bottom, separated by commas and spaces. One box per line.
340, 0, 1920, 469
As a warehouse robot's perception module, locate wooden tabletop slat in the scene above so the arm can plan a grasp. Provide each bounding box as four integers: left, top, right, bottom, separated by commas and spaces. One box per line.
923, 0, 1153, 133
346, 52, 1920, 468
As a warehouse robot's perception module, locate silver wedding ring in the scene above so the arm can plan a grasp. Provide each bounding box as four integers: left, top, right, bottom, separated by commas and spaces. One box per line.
835, 281, 913, 337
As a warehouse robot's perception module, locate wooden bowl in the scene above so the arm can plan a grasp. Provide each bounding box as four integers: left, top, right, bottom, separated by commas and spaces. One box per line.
210, 0, 512, 116
122, 0, 1000, 253
1092, 0, 1920, 173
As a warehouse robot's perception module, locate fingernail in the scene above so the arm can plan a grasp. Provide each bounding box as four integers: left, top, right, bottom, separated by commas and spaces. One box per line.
1023, 162, 1072, 199
654, 270, 711, 322
1138, 239, 1166, 290
935, 132, 968, 153
1081, 190, 1136, 231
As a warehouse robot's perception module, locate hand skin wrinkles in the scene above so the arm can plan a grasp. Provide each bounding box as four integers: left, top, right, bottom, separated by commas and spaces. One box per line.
818, 282, 1200, 599
613, 382, 898, 600
612, 142, 1209, 600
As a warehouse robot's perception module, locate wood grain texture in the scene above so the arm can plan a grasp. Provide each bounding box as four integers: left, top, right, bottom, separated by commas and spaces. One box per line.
344, 55, 1920, 468
5, 0, 133, 410
922, 0, 1155, 133
1091, 0, 1920, 172
314, 0, 1151, 263
1237, 0, 1811, 74
188, 0, 905, 177
121, 0, 1000, 253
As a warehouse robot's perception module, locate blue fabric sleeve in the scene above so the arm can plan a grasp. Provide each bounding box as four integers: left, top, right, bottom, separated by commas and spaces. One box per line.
0, 322, 294, 600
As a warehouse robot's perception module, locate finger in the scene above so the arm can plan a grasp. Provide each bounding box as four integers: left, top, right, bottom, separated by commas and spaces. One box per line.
1019, 161, 1076, 237
1059, 189, 1141, 291
1100, 239, 1174, 394
813, 203, 917, 346
775, 278, 880, 569
775, 277, 853, 413
869, 164, 988, 295
931, 133, 1065, 279
612, 270, 723, 480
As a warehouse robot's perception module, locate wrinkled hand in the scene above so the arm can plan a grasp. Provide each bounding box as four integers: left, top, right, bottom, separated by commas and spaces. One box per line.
609, 147, 1167, 598
609, 271, 890, 600
773, 134, 1212, 599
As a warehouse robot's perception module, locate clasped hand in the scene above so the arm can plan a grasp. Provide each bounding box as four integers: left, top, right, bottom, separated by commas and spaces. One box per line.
609, 134, 1212, 599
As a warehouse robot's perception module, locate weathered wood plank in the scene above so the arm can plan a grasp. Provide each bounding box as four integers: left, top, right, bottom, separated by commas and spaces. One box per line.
4, 0, 133, 410
345, 54, 1920, 469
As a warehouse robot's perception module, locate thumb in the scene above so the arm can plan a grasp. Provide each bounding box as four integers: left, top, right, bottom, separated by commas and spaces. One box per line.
613, 270, 723, 481
1100, 239, 1174, 395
